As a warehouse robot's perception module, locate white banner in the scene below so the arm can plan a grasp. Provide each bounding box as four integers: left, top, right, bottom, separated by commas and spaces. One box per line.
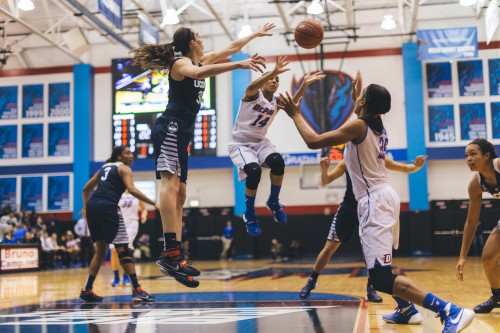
0, 247, 39, 271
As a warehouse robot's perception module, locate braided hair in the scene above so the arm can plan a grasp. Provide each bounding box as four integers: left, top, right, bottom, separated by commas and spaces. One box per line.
360, 84, 391, 135
130, 27, 195, 71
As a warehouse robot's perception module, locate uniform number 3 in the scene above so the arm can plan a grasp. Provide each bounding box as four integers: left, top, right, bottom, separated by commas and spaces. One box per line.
250, 115, 270, 128
101, 167, 111, 181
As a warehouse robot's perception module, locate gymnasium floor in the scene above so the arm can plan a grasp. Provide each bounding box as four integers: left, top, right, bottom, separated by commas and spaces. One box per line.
0, 257, 498, 333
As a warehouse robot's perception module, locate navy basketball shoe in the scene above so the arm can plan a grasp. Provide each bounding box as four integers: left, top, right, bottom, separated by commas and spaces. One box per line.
383, 304, 423, 324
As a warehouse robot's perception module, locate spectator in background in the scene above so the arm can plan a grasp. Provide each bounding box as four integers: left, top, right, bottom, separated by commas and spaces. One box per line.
0, 219, 12, 241
40, 231, 55, 269
136, 234, 152, 260
2, 230, 15, 244
270, 238, 284, 262
65, 231, 81, 267
74, 216, 93, 267
1, 211, 18, 228
51, 233, 64, 267
46, 213, 60, 235
2, 204, 13, 216
220, 220, 234, 260
13, 224, 28, 243
288, 240, 302, 260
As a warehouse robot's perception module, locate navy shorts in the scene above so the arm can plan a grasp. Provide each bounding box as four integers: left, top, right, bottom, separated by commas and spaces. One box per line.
327, 200, 358, 243
152, 113, 192, 183
86, 199, 129, 244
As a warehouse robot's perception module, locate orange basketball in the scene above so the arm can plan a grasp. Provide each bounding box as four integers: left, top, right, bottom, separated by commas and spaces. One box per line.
294, 19, 324, 49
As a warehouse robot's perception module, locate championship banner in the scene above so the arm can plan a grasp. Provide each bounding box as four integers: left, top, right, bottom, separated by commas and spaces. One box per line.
426, 62, 453, 98
488, 59, 500, 96
459, 103, 486, 140
98, 0, 123, 29
47, 175, 70, 211
491, 102, 500, 139
458, 60, 484, 97
139, 14, 159, 45
0, 125, 17, 159
0, 86, 18, 119
22, 124, 43, 158
416, 27, 478, 60
22, 84, 44, 118
0, 178, 16, 209
48, 122, 70, 156
428, 105, 455, 142
21, 176, 43, 212
48, 83, 70, 117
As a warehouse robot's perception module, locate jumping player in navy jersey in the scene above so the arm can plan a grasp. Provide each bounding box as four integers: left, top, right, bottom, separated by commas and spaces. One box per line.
278, 76, 474, 333
229, 55, 325, 236
80, 146, 158, 303
131, 24, 273, 287
457, 139, 500, 314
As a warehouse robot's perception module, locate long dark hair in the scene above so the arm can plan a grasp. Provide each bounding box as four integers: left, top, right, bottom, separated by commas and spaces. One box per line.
130, 27, 195, 71
360, 84, 391, 135
106, 146, 127, 163
468, 138, 498, 159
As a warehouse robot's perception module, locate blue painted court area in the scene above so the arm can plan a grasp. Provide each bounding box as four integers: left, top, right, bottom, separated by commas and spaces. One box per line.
0, 292, 362, 333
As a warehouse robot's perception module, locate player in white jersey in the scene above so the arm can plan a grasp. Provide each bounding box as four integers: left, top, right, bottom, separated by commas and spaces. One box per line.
457, 139, 500, 314
110, 190, 148, 287
228, 55, 325, 236
278, 77, 474, 333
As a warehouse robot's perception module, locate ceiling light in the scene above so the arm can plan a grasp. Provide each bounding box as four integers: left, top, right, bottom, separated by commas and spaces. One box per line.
17, 0, 34, 11
381, 15, 397, 30
307, 0, 324, 15
162, 9, 179, 25
238, 25, 253, 38
459, 0, 477, 5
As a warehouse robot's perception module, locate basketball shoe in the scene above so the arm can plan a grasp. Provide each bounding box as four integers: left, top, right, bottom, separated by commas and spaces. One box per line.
79, 289, 103, 303
243, 211, 262, 236
473, 295, 500, 313
438, 303, 474, 333
299, 278, 317, 299
383, 304, 423, 324
266, 199, 288, 225
156, 247, 200, 288
366, 284, 383, 303
132, 287, 155, 302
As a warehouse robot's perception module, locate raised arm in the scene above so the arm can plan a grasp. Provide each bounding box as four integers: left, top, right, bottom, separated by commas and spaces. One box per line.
385, 155, 428, 173
291, 71, 326, 103
200, 23, 275, 65
119, 165, 158, 208
244, 55, 290, 100
319, 157, 347, 186
81, 172, 100, 217
456, 176, 483, 281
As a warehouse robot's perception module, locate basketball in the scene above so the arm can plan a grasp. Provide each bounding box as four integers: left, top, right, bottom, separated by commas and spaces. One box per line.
294, 19, 324, 49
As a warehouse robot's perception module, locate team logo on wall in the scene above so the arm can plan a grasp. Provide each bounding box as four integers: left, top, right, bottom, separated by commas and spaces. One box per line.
291, 71, 354, 133
167, 121, 178, 133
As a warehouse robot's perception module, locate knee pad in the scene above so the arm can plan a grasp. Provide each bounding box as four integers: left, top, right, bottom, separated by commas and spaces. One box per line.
368, 265, 397, 295
243, 162, 262, 190
265, 153, 285, 176
116, 245, 134, 265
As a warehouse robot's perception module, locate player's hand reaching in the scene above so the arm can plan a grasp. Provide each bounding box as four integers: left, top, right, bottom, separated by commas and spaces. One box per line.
277, 92, 302, 118
351, 72, 362, 102
456, 258, 466, 281
303, 71, 326, 86
412, 155, 428, 168
254, 23, 276, 37
239, 54, 266, 73
319, 156, 331, 170
271, 55, 290, 75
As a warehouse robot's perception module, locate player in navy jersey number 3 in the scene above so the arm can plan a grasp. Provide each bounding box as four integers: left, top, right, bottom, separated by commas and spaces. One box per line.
131, 24, 274, 287
80, 146, 158, 303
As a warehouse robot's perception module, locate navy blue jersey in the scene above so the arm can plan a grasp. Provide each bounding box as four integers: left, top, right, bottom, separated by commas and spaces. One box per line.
165, 57, 205, 125
89, 162, 126, 204
478, 171, 500, 199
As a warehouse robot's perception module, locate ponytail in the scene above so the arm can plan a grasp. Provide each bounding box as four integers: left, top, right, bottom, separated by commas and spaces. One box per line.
361, 84, 391, 135
106, 146, 127, 163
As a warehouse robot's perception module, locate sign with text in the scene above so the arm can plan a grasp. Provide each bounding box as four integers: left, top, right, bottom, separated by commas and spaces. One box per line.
48, 122, 70, 156
22, 84, 44, 118
428, 105, 455, 142
21, 176, 43, 212
48, 82, 70, 117
426, 62, 453, 98
458, 60, 484, 96
0, 125, 17, 159
0, 178, 16, 209
0, 86, 18, 119
47, 175, 70, 211
460, 103, 486, 140
22, 124, 43, 158
417, 27, 478, 60
0, 247, 39, 272
98, 0, 123, 29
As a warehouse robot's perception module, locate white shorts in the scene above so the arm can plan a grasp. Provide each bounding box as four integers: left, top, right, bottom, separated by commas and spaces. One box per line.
125, 220, 139, 249
228, 138, 278, 182
357, 184, 400, 269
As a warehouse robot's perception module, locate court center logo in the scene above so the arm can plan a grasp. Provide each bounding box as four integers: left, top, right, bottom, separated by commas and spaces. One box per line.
167, 121, 178, 133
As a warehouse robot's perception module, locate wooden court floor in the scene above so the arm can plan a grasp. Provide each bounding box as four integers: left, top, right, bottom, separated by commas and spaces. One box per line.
0, 256, 498, 333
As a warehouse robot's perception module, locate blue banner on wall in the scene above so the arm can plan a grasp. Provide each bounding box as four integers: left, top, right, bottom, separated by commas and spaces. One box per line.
49, 82, 70, 117
491, 102, 500, 139
48, 122, 70, 156
460, 103, 486, 140
0, 86, 18, 119
139, 14, 159, 45
458, 60, 484, 96
21, 176, 42, 212
22, 84, 44, 118
98, 0, 123, 29
428, 105, 455, 142
0, 125, 17, 159
426, 62, 453, 98
416, 27, 478, 60
0, 178, 16, 209
47, 175, 69, 211
22, 124, 43, 158
489, 58, 500, 96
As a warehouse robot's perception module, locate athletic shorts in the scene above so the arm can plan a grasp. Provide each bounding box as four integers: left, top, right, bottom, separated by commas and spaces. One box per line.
327, 201, 358, 243
357, 184, 400, 269
228, 137, 278, 182
125, 220, 139, 249
152, 113, 192, 184
86, 200, 130, 245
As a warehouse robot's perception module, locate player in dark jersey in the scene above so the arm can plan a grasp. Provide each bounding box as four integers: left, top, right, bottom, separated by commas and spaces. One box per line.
80, 146, 158, 303
458, 139, 500, 313
130, 24, 274, 287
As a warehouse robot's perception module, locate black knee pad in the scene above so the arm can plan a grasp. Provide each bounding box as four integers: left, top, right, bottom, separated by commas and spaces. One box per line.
116, 245, 134, 265
244, 162, 262, 190
368, 265, 397, 295
265, 153, 285, 176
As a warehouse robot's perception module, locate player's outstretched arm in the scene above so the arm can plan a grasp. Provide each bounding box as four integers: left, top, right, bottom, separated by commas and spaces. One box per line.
292, 71, 326, 103
120, 165, 157, 207
200, 23, 275, 65
319, 157, 346, 186
385, 155, 428, 173
244, 55, 290, 101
